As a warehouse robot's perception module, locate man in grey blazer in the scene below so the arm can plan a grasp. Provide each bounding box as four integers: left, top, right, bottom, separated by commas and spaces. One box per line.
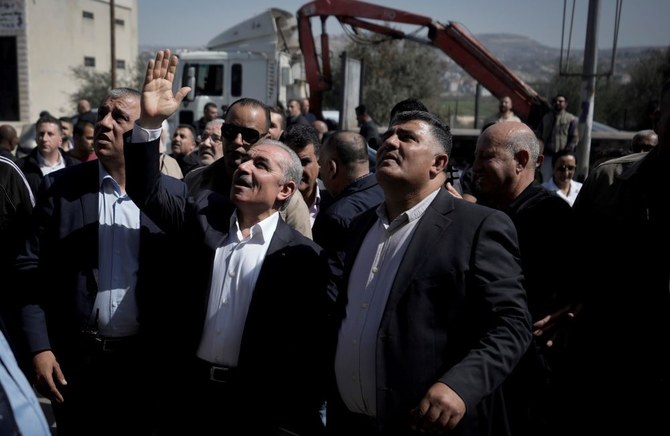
124, 49, 332, 435
328, 110, 532, 435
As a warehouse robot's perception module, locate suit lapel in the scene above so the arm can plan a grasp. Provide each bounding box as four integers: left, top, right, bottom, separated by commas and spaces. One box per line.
382, 189, 455, 316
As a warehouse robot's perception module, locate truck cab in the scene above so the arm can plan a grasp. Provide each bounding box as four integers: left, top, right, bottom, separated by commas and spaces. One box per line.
168, 8, 307, 135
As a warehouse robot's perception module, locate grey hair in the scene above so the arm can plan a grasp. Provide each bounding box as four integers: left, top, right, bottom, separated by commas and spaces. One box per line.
253, 139, 303, 210
506, 127, 540, 166
206, 118, 224, 129
107, 87, 141, 101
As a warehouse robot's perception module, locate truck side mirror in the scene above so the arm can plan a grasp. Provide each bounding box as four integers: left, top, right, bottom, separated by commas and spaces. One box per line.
186, 66, 196, 101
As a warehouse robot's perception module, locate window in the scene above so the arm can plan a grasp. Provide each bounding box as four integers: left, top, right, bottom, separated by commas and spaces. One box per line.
0, 36, 19, 120
115, 19, 125, 26
82, 11, 94, 19
84, 57, 95, 67
231, 64, 242, 97
116, 59, 126, 69
182, 63, 223, 96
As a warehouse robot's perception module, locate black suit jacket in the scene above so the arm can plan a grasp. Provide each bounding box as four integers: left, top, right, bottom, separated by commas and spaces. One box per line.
16, 160, 186, 366
331, 189, 532, 436
125, 138, 332, 434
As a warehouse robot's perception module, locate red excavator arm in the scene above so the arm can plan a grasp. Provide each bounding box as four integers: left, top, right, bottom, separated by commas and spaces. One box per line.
297, 0, 550, 126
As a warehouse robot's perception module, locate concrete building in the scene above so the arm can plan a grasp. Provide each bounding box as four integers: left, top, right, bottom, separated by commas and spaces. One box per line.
0, 0, 137, 130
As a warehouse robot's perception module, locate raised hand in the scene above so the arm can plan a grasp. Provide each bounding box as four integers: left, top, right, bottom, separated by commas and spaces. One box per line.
139, 49, 191, 129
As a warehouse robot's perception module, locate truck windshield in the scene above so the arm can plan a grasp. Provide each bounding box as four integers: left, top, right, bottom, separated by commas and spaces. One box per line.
182, 63, 223, 96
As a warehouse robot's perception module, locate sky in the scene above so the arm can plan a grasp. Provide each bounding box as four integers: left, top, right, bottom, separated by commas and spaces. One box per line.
139, 0, 670, 50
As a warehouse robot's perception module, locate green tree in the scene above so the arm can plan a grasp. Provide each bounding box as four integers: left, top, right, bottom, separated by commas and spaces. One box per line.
334, 33, 449, 126
618, 47, 670, 130
69, 54, 150, 110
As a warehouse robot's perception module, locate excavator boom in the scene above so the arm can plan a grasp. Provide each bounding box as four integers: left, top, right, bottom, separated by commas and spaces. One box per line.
297, 0, 550, 126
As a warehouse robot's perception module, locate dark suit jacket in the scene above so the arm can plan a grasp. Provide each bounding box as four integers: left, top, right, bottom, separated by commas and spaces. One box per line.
330, 189, 532, 436
125, 138, 332, 434
16, 159, 186, 367
313, 173, 384, 291
19, 147, 75, 196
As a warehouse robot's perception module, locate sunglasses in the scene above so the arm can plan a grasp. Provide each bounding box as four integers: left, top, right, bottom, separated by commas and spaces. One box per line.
221, 124, 262, 144
556, 165, 576, 172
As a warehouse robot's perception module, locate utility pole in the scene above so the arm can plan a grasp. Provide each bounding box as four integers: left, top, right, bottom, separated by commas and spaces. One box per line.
110, 0, 116, 88
576, 0, 600, 180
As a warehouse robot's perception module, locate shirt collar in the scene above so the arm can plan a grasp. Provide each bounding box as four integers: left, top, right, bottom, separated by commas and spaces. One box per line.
36, 149, 63, 168
98, 161, 122, 195
228, 209, 280, 244
376, 187, 440, 232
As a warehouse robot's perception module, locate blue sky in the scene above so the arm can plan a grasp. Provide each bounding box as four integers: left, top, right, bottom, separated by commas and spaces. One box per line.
139, 0, 670, 50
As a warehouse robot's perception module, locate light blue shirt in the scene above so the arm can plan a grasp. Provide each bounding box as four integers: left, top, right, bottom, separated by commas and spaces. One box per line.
92, 162, 141, 337
0, 330, 51, 435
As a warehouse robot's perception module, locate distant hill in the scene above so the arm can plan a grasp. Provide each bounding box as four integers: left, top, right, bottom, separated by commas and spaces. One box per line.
470, 33, 663, 83
140, 33, 665, 87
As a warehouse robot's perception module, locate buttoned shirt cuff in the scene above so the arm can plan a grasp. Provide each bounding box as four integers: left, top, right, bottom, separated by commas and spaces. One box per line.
131, 121, 162, 143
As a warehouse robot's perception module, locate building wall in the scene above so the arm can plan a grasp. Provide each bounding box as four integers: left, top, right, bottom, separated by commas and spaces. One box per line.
0, 0, 137, 130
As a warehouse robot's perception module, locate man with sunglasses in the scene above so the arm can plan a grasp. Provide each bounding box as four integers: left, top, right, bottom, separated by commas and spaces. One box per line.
183, 98, 313, 239
472, 121, 576, 436
124, 49, 332, 435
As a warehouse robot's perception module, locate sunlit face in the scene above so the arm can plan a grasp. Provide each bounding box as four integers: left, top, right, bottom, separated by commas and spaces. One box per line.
269, 112, 284, 141
472, 134, 517, 196
291, 143, 320, 199
36, 121, 63, 157
198, 123, 223, 166
75, 124, 95, 154
61, 120, 73, 141
94, 94, 140, 162
376, 119, 442, 189
171, 127, 196, 156
230, 142, 293, 215
223, 105, 268, 179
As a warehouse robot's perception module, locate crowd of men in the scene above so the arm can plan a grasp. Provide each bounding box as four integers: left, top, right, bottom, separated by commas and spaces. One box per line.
0, 49, 668, 436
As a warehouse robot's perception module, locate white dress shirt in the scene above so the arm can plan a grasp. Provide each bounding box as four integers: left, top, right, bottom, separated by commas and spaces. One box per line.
334, 189, 440, 416
36, 151, 65, 176
542, 178, 583, 207
197, 211, 279, 367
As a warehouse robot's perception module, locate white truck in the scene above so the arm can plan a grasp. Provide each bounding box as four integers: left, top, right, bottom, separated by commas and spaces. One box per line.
169, 8, 309, 134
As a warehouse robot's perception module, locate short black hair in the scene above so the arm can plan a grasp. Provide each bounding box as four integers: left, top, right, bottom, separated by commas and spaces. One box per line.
390, 110, 452, 155
390, 98, 428, 120
280, 123, 321, 155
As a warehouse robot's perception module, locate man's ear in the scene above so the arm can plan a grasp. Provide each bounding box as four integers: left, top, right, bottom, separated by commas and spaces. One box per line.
515, 149, 530, 171
328, 160, 337, 179
278, 180, 296, 202
430, 153, 449, 177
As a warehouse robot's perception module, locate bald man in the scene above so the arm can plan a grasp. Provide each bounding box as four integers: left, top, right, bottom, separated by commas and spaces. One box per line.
472, 121, 575, 435
312, 119, 328, 142
0, 124, 19, 162
313, 131, 384, 280
631, 129, 658, 153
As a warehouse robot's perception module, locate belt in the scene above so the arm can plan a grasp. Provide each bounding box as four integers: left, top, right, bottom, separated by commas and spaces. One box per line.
80, 333, 140, 354
194, 358, 238, 384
